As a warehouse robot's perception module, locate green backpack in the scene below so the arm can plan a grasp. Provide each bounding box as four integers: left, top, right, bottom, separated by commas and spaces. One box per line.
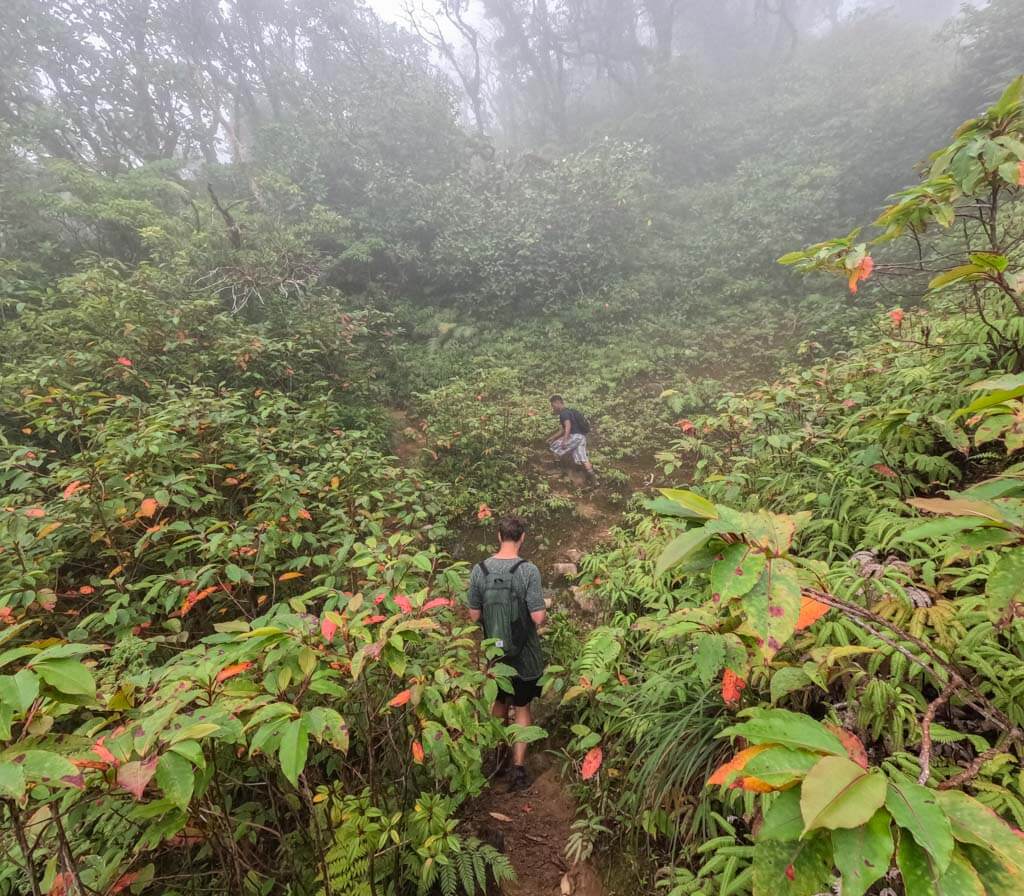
478, 559, 531, 661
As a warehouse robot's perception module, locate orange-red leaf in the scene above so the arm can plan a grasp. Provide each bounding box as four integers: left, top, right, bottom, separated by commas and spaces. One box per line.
421, 597, 453, 611
110, 871, 141, 894
137, 497, 158, 519
411, 740, 425, 763
827, 724, 869, 769
872, 464, 898, 479
795, 595, 830, 631
388, 689, 412, 708
1018, 160, 1024, 187
707, 744, 771, 787
321, 615, 338, 642
722, 668, 746, 705
115, 357, 133, 367
675, 419, 696, 434
477, 503, 493, 521
25, 507, 46, 519
63, 480, 88, 499
297, 508, 312, 521
848, 255, 874, 294
49, 872, 73, 896
216, 662, 253, 683
581, 746, 603, 780
91, 737, 117, 766
888, 308, 904, 327
278, 571, 303, 581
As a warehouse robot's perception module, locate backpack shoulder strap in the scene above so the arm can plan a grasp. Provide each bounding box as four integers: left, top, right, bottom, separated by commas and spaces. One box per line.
477, 559, 489, 578
510, 559, 528, 576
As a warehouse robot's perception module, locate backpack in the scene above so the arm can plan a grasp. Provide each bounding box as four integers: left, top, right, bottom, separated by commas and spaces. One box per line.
478, 559, 531, 661
570, 409, 591, 435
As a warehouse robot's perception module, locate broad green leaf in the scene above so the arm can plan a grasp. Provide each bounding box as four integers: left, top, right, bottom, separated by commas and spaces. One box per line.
656, 488, 718, 519
655, 526, 714, 576
740, 561, 802, 659
758, 788, 803, 842
928, 265, 987, 290
156, 750, 195, 809
800, 756, 886, 833
832, 809, 894, 896
985, 548, 1024, 611
770, 667, 813, 705
961, 842, 1024, 894
304, 707, 350, 753
897, 833, 940, 896
0, 761, 26, 799
710, 543, 766, 601
0, 668, 39, 712
278, 717, 309, 787
743, 747, 819, 789
693, 633, 725, 687
937, 848, 986, 896
31, 658, 96, 697
885, 778, 953, 874
752, 832, 833, 896
899, 517, 994, 543
722, 709, 846, 755
936, 790, 1024, 876
19, 749, 82, 787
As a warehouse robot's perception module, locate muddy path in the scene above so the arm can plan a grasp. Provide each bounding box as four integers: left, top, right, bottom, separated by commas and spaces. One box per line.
390, 407, 667, 896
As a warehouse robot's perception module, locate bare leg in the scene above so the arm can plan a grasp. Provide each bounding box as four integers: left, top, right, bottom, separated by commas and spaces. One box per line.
511, 703, 532, 767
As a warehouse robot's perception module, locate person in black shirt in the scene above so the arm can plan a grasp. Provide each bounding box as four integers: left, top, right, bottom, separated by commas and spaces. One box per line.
547, 395, 597, 482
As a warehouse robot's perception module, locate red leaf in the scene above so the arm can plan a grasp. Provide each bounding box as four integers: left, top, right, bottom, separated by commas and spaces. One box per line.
675, 418, 696, 434
115, 357, 133, 367
79, 585, 95, 596
117, 757, 158, 800
63, 480, 88, 499
136, 497, 158, 519
365, 614, 386, 624
1018, 160, 1024, 187
721, 669, 746, 705
92, 737, 117, 766
411, 740, 425, 763
785, 864, 795, 881
794, 595, 830, 631
394, 594, 412, 614
477, 503, 493, 521
388, 689, 412, 708
215, 662, 253, 683
25, 507, 45, 519
49, 872, 73, 896
581, 746, 603, 780
110, 870, 141, 894
872, 463, 898, 479
888, 308, 904, 327
421, 597, 453, 611
297, 508, 312, 521
320, 615, 338, 642
827, 725, 869, 769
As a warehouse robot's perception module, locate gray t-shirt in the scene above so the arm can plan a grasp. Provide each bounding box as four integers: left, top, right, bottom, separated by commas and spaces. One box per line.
467, 557, 545, 680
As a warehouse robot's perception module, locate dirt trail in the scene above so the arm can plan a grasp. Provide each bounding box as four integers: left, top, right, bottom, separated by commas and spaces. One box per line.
389, 407, 661, 896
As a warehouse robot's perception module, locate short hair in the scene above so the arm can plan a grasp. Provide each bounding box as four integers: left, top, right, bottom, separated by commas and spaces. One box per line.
497, 515, 527, 543
549, 394, 564, 404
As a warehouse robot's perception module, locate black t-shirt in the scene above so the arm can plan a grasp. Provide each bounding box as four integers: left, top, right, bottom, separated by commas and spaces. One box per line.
559, 408, 585, 435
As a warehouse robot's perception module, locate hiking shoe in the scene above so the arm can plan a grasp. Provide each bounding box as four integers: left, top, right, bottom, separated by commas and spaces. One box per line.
508, 766, 531, 792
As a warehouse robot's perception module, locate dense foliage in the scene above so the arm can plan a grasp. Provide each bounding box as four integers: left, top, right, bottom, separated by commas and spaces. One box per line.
2, 0, 1024, 894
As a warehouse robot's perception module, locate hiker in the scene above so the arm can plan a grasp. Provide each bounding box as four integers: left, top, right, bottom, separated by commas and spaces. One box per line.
467, 515, 546, 791
547, 395, 597, 482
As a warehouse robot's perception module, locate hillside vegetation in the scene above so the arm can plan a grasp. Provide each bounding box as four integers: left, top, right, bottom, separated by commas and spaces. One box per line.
2, 1, 1024, 895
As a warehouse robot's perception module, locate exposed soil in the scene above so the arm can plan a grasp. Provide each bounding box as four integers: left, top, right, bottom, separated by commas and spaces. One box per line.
463, 754, 603, 896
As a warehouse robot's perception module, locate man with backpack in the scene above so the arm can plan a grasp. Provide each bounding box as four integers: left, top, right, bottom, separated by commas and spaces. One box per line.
467, 515, 546, 791
548, 395, 597, 482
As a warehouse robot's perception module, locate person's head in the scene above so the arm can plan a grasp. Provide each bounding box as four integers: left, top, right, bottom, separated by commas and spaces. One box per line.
549, 394, 565, 415
497, 515, 527, 548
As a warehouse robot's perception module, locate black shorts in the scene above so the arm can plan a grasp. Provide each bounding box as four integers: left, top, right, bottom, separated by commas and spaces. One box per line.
496, 675, 542, 707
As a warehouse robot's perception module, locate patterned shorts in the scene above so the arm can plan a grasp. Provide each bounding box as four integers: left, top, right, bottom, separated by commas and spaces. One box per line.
550, 433, 589, 465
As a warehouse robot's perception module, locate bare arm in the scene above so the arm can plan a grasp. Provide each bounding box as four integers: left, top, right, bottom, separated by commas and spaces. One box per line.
530, 609, 546, 626
469, 608, 481, 623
